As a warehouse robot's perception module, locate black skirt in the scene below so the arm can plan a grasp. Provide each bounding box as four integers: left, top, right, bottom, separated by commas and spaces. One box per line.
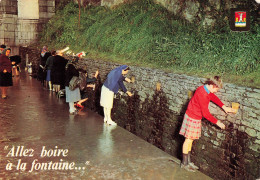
0, 72, 13, 86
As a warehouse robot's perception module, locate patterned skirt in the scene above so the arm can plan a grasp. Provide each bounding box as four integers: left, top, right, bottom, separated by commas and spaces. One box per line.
179, 113, 201, 139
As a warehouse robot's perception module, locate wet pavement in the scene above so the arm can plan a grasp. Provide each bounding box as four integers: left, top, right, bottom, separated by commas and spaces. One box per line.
0, 72, 212, 180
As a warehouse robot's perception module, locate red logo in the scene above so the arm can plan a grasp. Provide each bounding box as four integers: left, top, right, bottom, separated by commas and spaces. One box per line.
230, 8, 250, 31
235, 11, 247, 27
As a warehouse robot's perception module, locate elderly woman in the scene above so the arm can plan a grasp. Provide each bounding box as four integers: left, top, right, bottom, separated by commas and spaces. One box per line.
45, 50, 56, 90
179, 76, 235, 172
51, 51, 68, 92
100, 65, 133, 125
38, 46, 51, 87
0, 48, 13, 99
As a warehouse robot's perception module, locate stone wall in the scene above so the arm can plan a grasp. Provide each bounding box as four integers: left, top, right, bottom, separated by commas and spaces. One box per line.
100, 0, 257, 28
19, 48, 260, 180
78, 58, 260, 180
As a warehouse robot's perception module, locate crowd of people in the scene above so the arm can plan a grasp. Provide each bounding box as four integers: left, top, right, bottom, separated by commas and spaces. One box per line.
0, 45, 237, 172
36, 46, 133, 126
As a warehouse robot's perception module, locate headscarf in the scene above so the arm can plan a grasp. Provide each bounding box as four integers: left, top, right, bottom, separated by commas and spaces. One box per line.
0, 44, 6, 49
106, 65, 128, 90
41, 46, 48, 57
1, 48, 11, 57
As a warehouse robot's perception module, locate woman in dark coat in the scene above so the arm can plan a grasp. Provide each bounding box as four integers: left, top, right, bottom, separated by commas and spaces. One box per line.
0, 48, 13, 98
45, 50, 56, 90
38, 46, 51, 86
51, 51, 68, 92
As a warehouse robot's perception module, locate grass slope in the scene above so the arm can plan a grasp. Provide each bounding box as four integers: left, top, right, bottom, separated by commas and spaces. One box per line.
39, 0, 260, 88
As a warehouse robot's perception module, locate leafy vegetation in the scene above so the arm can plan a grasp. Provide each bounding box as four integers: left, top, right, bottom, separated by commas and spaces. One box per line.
39, 0, 260, 88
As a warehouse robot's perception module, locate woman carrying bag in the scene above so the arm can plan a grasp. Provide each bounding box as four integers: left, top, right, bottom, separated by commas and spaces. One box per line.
65, 58, 81, 115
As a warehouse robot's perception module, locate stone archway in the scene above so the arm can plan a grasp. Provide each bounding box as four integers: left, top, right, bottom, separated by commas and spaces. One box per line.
0, 0, 55, 55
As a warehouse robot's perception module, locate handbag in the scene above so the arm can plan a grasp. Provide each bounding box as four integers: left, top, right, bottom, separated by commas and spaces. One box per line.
78, 72, 87, 91
69, 76, 80, 91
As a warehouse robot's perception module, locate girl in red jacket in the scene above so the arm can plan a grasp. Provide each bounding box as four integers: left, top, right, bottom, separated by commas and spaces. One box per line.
179, 76, 235, 172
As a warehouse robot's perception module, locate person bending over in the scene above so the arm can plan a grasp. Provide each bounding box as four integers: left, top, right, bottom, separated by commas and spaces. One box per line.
100, 65, 133, 125
179, 76, 235, 172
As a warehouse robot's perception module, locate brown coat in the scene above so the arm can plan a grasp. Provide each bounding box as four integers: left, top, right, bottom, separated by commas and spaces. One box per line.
0, 54, 12, 73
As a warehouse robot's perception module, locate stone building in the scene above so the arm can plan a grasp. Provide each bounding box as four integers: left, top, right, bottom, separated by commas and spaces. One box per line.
0, 0, 55, 55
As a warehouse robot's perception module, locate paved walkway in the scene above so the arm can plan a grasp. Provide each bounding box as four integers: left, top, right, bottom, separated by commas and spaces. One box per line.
0, 72, 212, 180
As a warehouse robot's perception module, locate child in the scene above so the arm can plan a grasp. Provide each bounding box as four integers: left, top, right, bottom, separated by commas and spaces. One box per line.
75, 69, 99, 108
179, 76, 235, 172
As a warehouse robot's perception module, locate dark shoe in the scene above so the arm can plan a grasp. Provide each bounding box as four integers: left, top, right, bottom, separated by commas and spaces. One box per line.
187, 152, 199, 170
181, 163, 195, 172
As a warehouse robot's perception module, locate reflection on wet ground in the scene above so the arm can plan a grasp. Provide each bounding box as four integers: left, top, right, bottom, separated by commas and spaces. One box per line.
0, 72, 211, 179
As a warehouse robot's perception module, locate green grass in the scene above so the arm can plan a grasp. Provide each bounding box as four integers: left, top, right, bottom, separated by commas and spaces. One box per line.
38, 0, 260, 88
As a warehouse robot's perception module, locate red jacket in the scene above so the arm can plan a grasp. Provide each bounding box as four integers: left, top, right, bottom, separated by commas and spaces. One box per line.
185, 85, 224, 124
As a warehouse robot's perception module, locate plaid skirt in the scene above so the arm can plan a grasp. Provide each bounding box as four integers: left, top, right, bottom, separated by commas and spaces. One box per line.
179, 113, 201, 139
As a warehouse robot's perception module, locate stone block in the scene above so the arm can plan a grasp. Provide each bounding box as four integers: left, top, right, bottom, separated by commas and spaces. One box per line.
0, 31, 4, 38
215, 115, 225, 121
4, 31, 15, 38
39, 0, 47, 6
252, 101, 260, 109
246, 92, 260, 99
237, 125, 245, 132
204, 131, 210, 137
245, 128, 257, 137
248, 144, 260, 152
211, 140, 220, 146
7, 24, 16, 31
170, 86, 180, 94
39, 12, 48, 18
39, 6, 48, 12
47, 7, 55, 13
253, 89, 260, 93
4, 17, 16, 24
47, 0, 55, 7
241, 120, 253, 127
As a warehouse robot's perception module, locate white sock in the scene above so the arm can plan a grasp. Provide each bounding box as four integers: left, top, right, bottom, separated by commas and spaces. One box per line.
107, 108, 112, 121
69, 102, 76, 113
103, 108, 108, 122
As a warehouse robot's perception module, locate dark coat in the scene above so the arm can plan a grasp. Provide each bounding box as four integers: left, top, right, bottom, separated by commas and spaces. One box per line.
51, 55, 68, 86
0, 54, 12, 73
37, 52, 51, 82
0, 54, 13, 86
65, 63, 79, 87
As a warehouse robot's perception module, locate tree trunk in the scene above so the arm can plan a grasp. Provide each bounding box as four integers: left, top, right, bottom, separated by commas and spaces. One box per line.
78, 0, 81, 28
